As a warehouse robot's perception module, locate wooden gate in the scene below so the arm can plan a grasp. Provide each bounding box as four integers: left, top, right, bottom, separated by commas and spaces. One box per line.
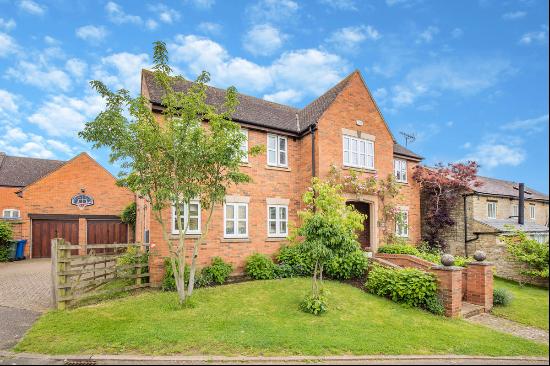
32, 220, 79, 258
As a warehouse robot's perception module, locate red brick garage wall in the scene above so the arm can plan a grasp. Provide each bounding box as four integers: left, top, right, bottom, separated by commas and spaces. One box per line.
20, 153, 135, 256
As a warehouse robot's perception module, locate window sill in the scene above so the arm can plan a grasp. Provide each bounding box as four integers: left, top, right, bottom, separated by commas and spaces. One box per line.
221, 238, 251, 243
266, 237, 288, 242
265, 165, 291, 172
342, 166, 376, 174
396, 181, 408, 185
170, 234, 201, 240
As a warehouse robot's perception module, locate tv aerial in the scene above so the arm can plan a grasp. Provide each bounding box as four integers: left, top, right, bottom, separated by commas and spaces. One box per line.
399, 131, 416, 147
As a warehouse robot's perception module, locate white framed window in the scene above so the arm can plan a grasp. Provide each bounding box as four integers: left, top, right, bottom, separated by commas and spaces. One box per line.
487, 201, 497, 219
2, 209, 20, 219
395, 208, 409, 238
224, 202, 248, 238
529, 204, 536, 220
171, 201, 201, 235
394, 159, 407, 183
531, 233, 549, 244
343, 135, 374, 170
267, 134, 287, 167
512, 204, 519, 218
267, 205, 288, 237
240, 128, 249, 163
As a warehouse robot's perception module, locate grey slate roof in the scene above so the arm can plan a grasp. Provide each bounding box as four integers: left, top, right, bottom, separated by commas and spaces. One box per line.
0, 153, 65, 187
472, 176, 549, 202
142, 69, 422, 161
476, 219, 549, 233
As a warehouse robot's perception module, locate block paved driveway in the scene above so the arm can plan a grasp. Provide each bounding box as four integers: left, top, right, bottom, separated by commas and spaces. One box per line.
0, 259, 51, 350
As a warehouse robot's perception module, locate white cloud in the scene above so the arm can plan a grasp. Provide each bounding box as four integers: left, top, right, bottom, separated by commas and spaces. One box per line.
93, 52, 150, 94
148, 4, 181, 24
28, 94, 105, 137
105, 1, 142, 25
519, 25, 548, 45
451, 28, 463, 39
65, 58, 88, 78
385, 0, 421, 7
44, 35, 60, 45
168, 34, 348, 101
501, 114, 549, 134
0, 18, 16, 31
243, 24, 286, 56
247, 0, 299, 24
76, 25, 108, 44
0, 126, 77, 159
263, 89, 302, 104
327, 25, 380, 52
188, 0, 216, 9
388, 58, 512, 109
198, 22, 222, 35
145, 19, 158, 30
0, 32, 19, 57
6, 60, 72, 92
464, 141, 526, 169
416, 26, 439, 44
502, 11, 527, 20
0, 89, 19, 121
319, 0, 357, 11
18, 0, 46, 15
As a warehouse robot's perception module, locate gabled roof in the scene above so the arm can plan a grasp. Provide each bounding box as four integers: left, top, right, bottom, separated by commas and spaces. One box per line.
472, 176, 548, 202
475, 219, 549, 233
0, 153, 65, 187
141, 69, 423, 160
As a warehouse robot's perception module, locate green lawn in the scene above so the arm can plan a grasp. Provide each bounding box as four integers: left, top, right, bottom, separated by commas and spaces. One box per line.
492, 277, 549, 330
15, 278, 548, 356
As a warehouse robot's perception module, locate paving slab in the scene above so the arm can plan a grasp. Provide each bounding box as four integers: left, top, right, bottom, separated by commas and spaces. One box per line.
467, 313, 549, 344
0, 259, 52, 312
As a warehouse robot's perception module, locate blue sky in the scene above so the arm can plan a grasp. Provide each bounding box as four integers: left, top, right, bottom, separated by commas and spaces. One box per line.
0, 0, 548, 193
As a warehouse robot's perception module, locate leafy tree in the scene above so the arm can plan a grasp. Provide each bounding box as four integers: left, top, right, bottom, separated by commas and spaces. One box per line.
412, 162, 480, 250
80, 41, 259, 303
296, 178, 364, 313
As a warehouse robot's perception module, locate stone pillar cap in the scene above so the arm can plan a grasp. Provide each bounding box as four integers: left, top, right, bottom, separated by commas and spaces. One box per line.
467, 261, 494, 266
431, 265, 464, 271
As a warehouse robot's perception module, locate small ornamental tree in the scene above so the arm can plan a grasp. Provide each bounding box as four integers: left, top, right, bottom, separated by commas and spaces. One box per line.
412, 161, 480, 250
80, 41, 260, 304
296, 178, 364, 314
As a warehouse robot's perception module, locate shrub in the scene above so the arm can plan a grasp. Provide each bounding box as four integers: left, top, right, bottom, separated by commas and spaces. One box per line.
0, 221, 14, 262
162, 258, 188, 291
325, 250, 369, 280
274, 263, 295, 278
366, 265, 438, 307
300, 291, 328, 315
200, 257, 233, 285
423, 294, 445, 315
276, 245, 314, 276
245, 253, 277, 280
378, 244, 420, 256
502, 229, 549, 279
120, 202, 137, 231
116, 246, 149, 280
493, 288, 513, 306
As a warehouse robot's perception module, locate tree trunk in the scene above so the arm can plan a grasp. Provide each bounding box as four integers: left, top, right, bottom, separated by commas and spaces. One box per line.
187, 204, 215, 296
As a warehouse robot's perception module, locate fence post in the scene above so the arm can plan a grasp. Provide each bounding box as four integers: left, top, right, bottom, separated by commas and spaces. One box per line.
56, 238, 69, 310
50, 239, 58, 309
136, 245, 142, 286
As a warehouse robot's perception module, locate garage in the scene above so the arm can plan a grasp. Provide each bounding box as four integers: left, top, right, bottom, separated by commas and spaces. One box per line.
31, 219, 79, 258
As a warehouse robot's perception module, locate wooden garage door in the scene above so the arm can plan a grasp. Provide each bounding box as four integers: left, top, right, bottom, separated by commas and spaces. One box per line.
87, 220, 128, 245
32, 220, 79, 258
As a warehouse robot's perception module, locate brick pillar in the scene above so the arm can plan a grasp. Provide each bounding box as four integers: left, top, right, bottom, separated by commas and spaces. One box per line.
149, 255, 166, 287
78, 217, 87, 255
465, 262, 494, 311
430, 265, 464, 317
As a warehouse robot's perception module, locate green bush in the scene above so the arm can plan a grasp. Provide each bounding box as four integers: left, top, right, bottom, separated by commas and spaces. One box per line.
245, 253, 277, 280
0, 221, 14, 262
120, 202, 137, 231
502, 229, 549, 279
378, 244, 420, 255
162, 257, 233, 291
366, 265, 438, 307
325, 250, 369, 280
423, 294, 445, 315
300, 291, 328, 315
276, 245, 314, 276
200, 257, 233, 285
493, 288, 513, 306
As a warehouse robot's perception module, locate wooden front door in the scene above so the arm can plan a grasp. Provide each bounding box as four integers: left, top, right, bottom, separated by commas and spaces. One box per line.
348, 202, 371, 250
87, 220, 128, 245
32, 220, 79, 258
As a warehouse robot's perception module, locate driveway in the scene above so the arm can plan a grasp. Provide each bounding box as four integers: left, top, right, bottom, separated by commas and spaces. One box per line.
0, 259, 51, 350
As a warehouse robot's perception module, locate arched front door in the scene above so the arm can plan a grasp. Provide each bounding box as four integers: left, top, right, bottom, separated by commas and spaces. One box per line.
347, 201, 371, 250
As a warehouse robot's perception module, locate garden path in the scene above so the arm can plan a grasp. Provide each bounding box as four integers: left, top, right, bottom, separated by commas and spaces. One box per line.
467, 313, 549, 344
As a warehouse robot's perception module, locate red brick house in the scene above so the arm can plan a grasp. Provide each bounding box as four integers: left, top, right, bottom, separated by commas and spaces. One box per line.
137, 69, 423, 284
0, 152, 134, 258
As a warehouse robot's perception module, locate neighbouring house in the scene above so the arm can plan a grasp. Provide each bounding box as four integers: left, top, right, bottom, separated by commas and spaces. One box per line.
0, 152, 135, 258
438, 175, 549, 285
137, 69, 424, 285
